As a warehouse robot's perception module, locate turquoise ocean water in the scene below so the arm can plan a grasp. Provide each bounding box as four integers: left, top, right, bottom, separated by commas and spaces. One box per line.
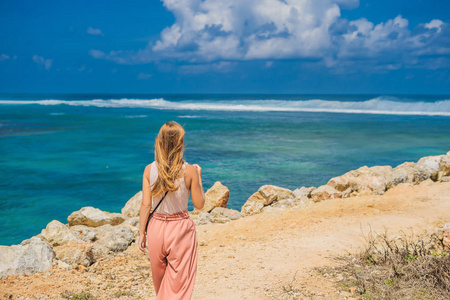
1, 94, 449, 245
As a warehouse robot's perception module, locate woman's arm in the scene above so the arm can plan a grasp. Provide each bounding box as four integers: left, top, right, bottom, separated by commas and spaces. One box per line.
190, 164, 205, 210
138, 164, 152, 252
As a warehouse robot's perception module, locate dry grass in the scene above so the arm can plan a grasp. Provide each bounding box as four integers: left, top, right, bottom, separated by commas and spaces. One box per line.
61, 290, 95, 300
334, 227, 450, 299
280, 270, 302, 299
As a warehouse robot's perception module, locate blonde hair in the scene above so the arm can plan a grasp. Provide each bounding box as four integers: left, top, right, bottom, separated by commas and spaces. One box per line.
151, 121, 186, 197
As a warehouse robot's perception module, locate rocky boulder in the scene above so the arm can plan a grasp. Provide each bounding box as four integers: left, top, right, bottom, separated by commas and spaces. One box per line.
68, 206, 125, 227
341, 187, 353, 198
441, 176, 450, 182
121, 191, 142, 218
241, 185, 296, 216
209, 207, 243, 223
386, 162, 431, 188
263, 185, 294, 201
69, 225, 97, 242
194, 212, 212, 225
327, 165, 392, 195
192, 208, 243, 225
240, 185, 295, 216
53, 241, 94, 267
123, 216, 139, 228
293, 186, 315, 199
310, 185, 342, 202
294, 195, 315, 208
0, 237, 55, 279
91, 225, 134, 259
350, 189, 375, 197
189, 212, 199, 224
270, 198, 297, 209
415, 154, 444, 175
122, 224, 139, 240
240, 201, 264, 216
245, 185, 295, 206
245, 190, 275, 207
40, 220, 79, 247
439, 155, 450, 176
193, 181, 229, 214
430, 171, 444, 182
122, 217, 140, 239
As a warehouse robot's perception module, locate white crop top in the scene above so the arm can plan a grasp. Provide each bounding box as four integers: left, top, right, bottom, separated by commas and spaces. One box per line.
149, 160, 190, 214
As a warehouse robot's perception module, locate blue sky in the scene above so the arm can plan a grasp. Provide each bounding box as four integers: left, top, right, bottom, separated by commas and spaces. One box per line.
0, 0, 449, 94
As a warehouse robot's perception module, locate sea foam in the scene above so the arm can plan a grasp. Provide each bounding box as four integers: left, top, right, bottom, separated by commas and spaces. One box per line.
1, 97, 450, 116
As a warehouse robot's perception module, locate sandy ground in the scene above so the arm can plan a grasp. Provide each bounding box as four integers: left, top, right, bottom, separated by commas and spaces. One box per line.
1, 181, 449, 300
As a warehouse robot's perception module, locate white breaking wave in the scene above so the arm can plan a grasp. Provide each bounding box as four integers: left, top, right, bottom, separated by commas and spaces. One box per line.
1, 97, 450, 116
178, 115, 202, 118
124, 115, 148, 118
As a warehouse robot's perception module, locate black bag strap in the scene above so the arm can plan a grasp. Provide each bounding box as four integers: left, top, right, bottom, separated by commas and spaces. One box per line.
144, 190, 168, 235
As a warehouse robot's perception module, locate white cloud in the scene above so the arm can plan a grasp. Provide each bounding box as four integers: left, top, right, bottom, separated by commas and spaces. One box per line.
178, 61, 237, 74
89, 48, 154, 64
137, 72, 152, 80
32, 55, 53, 69
89, 49, 105, 58
425, 19, 444, 33
89, 0, 449, 71
0, 54, 10, 61
151, 0, 342, 62
87, 27, 104, 36
338, 15, 411, 58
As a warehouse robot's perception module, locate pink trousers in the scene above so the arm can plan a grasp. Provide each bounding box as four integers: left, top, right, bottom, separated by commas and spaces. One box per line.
147, 209, 198, 300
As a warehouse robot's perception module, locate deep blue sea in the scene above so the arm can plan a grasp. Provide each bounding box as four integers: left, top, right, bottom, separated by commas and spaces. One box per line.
1, 94, 449, 245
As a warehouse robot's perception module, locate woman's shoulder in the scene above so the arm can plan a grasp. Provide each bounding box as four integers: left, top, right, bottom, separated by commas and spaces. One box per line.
143, 161, 156, 177
185, 162, 202, 179
146, 161, 156, 169
184, 162, 195, 176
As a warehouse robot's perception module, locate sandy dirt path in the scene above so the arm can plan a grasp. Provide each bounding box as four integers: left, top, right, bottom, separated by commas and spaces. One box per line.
1, 181, 449, 300
191, 181, 450, 299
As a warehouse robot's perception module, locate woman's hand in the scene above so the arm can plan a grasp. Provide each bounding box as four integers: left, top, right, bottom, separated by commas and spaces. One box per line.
138, 233, 146, 253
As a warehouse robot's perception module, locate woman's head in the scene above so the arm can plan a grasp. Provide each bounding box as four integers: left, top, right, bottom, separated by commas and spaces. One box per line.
152, 121, 186, 196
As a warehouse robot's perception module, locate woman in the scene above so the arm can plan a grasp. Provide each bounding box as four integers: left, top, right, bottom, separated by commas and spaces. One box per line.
138, 121, 206, 299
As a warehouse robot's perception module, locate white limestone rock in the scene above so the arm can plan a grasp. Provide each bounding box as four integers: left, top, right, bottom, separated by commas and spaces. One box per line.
0, 236, 55, 279
310, 185, 342, 202
193, 181, 230, 214
68, 206, 125, 227
209, 207, 243, 223
53, 241, 94, 267
121, 191, 143, 218
91, 224, 134, 259
240, 201, 264, 216
69, 225, 97, 242
40, 220, 79, 247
